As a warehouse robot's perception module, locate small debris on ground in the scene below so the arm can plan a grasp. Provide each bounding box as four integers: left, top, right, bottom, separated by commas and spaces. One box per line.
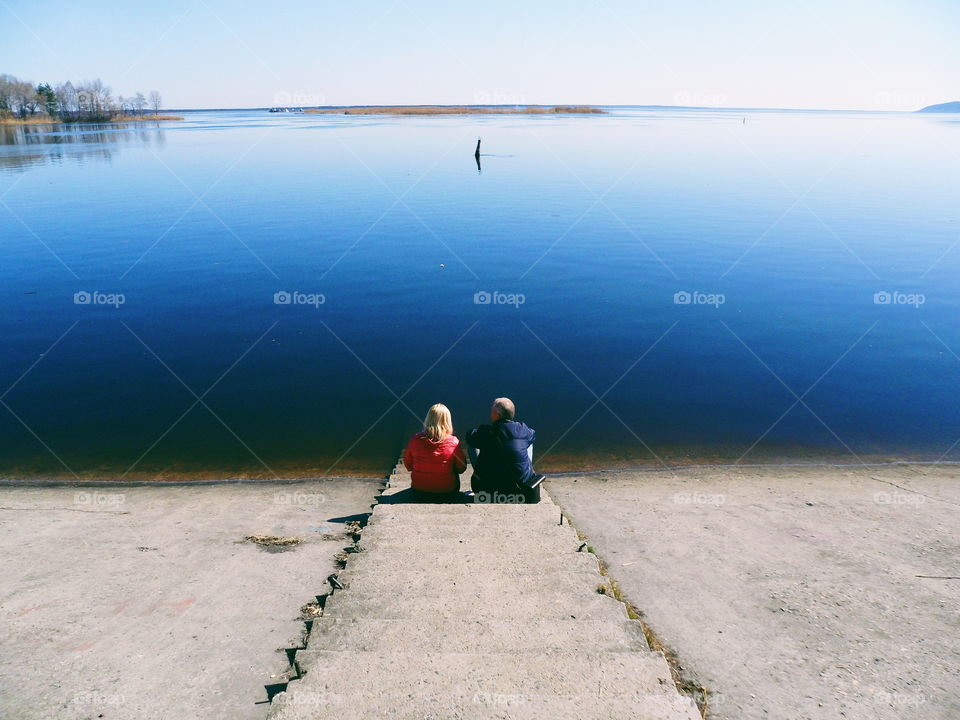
300, 602, 322, 619
245, 534, 303, 547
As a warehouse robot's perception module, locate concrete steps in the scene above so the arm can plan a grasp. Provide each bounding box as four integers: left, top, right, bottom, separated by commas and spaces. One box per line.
299, 617, 648, 654
272, 692, 700, 720
368, 503, 563, 519
337, 567, 607, 596
341, 545, 599, 567
321, 589, 629, 621
269, 458, 700, 720
294, 650, 675, 694
355, 538, 585, 557
360, 522, 578, 540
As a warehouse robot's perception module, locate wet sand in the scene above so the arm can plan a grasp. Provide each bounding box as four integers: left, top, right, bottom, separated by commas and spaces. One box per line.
547, 464, 960, 720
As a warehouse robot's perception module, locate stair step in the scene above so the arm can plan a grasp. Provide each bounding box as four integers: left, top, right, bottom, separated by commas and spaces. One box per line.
294, 649, 674, 694
331, 570, 603, 604
271, 690, 701, 720
339, 549, 600, 576
363, 516, 577, 540
320, 590, 628, 622
301, 618, 648, 654
370, 503, 562, 518
360, 532, 590, 558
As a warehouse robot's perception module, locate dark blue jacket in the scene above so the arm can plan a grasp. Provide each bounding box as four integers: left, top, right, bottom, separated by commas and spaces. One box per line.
467, 419, 536, 490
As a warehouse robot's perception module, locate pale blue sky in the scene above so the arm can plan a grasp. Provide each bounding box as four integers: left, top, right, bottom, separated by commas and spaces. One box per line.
1, 0, 957, 110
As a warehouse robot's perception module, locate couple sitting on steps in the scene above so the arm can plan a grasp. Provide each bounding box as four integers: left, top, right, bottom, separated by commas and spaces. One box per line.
402, 397, 544, 503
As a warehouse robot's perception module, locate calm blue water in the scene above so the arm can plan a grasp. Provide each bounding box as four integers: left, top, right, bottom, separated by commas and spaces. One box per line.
2, 108, 959, 478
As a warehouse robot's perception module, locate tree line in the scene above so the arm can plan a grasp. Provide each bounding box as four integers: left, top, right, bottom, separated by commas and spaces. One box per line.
0, 74, 164, 121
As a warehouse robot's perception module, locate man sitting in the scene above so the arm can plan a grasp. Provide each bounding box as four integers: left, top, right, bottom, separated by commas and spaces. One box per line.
466, 397, 538, 501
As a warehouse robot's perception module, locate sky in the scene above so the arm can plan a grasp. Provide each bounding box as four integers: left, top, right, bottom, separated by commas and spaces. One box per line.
1, 0, 957, 111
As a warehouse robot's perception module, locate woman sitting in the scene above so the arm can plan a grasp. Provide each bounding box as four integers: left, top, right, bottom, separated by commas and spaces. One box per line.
403, 403, 467, 500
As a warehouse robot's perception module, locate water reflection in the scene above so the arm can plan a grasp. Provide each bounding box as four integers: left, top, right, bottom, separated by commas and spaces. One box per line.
0, 122, 167, 172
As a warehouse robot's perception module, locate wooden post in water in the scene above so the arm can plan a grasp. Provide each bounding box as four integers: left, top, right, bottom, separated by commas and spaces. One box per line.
474, 138, 482, 173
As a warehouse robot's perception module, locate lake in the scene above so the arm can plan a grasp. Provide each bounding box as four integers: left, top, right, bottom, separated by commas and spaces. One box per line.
2, 107, 959, 478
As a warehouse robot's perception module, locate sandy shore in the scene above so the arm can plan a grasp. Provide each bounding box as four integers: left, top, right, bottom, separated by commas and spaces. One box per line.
0, 478, 381, 720
547, 464, 960, 720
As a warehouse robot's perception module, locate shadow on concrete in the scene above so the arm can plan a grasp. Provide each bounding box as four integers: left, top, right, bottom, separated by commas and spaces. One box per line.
377, 488, 472, 505
326, 512, 372, 524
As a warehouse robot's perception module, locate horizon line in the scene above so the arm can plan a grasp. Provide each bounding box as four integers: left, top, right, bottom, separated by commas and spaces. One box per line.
163, 103, 948, 114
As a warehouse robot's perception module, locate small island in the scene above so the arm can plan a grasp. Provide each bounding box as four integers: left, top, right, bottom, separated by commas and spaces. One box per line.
917, 101, 960, 113
303, 105, 604, 116
0, 74, 182, 124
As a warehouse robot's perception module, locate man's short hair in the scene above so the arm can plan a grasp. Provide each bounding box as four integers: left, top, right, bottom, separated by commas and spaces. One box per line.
492, 397, 515, 421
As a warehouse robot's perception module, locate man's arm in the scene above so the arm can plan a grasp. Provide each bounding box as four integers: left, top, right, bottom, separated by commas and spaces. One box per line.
467, 425, 492, 450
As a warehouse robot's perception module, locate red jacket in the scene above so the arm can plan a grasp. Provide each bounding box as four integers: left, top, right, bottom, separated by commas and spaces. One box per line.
403, 433, 467, 494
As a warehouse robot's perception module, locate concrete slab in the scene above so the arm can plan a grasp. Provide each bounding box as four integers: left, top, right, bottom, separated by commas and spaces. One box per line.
548, 465, 960, 720
0, 479, 380, 720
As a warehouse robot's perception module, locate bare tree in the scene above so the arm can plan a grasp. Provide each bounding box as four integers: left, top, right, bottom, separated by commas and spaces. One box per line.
82, 78, 113, 117
0, 74, 15, 116
55, 81, 78, 117
13, 80, 39, 117
0, 74, 167, 122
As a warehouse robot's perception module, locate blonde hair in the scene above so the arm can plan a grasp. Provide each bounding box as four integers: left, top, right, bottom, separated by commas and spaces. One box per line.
423, 403, 454, 441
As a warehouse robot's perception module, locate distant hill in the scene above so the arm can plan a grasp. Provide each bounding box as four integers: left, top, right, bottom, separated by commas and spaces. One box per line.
917, 101, 960, 113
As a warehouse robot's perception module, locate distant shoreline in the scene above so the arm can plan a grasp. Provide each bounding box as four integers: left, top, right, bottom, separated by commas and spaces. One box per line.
303, 105, 604, 116
0, 114, 184, 126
